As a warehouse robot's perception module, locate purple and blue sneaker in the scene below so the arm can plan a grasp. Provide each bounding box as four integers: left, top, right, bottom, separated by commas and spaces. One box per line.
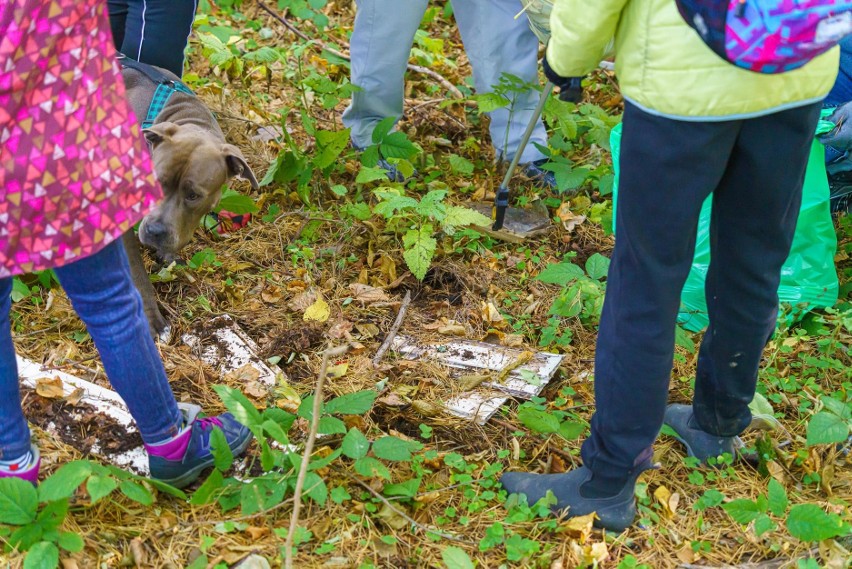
146, 403, 252, 489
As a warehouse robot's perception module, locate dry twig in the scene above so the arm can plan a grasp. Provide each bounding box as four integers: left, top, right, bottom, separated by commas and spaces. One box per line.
284, 344, 349, 569
372, 290, 412, 365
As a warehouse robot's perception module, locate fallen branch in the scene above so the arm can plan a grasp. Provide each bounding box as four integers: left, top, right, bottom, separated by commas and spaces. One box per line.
341, 470, 476, 544
256, 1, 464, 99
372, 290, 412, 366
285, 344, 349, 569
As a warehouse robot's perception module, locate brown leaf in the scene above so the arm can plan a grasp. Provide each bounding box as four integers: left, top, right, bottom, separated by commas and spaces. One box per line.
438, 323, 466, 336
328, 319, 354, 340
130, 538, 147, 567
377, 393, 407, 407
261, 286, 284, 304
481, 301, 506, 327
349, 283, 390, 304
556, 202, 586, 233
562, 512, 595, 541
35, 376, 65, 399
224, 364, 261, 384
64, 387, 85, 405
245, 526, 270, 540
288, 288, 318, 312
550, 453, 568, 473
676, 544, 695, 564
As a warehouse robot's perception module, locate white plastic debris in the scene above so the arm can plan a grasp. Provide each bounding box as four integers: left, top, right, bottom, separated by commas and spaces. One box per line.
182, 314, 282, 388
17, 356, 149, 474
390, 335, 565, 424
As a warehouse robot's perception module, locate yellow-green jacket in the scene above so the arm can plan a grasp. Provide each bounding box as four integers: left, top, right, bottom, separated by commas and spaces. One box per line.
547, 0, 840, 120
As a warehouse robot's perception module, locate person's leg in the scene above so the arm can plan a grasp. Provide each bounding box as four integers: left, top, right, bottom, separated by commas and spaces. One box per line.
0, 278, 31, 462
117, 0, 198, 77
108, 0, 130, 51
691, 102, 822, 437
452, 0, 548, 163
502, 103, 742, 530
53, 240, 183, 444
341, 0, 428, 149
581, 105, 740, 481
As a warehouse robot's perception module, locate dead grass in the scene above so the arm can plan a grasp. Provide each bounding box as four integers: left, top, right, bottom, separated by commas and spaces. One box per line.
3, 3, 851, 568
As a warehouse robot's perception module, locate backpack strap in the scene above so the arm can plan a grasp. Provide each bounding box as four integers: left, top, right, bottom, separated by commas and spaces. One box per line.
117, 53, 196, 129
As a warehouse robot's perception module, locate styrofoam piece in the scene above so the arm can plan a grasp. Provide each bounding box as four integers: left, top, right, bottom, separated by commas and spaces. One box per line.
390, 335, 563, 399
444, 391, 509, 424
17, 356, 149, 475
182, 314, 281, 387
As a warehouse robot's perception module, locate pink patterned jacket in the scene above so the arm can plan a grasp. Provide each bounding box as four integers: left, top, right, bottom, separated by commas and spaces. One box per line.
0, 0, 162, 278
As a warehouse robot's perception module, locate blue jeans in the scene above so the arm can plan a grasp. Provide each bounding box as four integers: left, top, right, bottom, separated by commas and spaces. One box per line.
0, 239, 183, 460
108, 0, 198, 77
582, 101, 821, 478
823, 37, 852, 166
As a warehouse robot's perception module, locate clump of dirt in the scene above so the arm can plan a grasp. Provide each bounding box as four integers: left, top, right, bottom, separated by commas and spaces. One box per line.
22, 387, 143, 455
261, 323, 325, 357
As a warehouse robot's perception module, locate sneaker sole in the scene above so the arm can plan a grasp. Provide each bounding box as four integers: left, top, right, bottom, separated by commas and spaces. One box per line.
154, 434, 253, 489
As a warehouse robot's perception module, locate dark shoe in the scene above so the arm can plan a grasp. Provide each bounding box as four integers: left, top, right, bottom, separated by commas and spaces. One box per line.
521, 158, 557, 190
146, 403, 253, 489
354, 144, 416, 182
828, 170, 852, 214
663, 404, 737, 465
500, 449, 655, 532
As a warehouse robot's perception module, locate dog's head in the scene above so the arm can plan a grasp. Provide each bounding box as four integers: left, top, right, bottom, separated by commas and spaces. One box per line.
138, 122, 258, 260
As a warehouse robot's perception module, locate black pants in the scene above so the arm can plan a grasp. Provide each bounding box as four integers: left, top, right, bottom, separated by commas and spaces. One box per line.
108, 0, 198, 77
582, 101, 822, 477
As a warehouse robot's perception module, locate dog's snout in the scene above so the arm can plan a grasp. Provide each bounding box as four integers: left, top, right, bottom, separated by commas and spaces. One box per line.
143, 220, 168, 239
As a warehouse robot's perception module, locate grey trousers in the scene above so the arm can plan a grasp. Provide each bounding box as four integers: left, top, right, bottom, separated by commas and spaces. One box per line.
342, 0, 548, 162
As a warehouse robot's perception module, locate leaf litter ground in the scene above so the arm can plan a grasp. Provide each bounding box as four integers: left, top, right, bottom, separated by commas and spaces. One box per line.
3, 3, 851, 568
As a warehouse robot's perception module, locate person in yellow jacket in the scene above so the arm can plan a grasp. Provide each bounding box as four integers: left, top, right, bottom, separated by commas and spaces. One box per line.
501, 0, 839, 532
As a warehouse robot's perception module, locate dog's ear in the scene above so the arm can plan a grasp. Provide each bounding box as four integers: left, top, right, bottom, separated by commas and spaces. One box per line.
142, 122, 179, 147
222, 144, 259, 189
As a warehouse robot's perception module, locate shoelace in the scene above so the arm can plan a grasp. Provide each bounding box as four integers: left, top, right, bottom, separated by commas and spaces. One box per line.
196, 416, 224, 431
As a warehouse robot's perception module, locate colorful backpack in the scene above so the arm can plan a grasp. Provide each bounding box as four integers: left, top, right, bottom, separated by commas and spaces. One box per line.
676, 0, 852, 73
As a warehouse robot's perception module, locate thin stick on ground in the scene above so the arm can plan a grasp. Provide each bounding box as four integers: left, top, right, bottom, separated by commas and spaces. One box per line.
372, 290, 412, 366
284, 343, 349, 569
256, 1, 464, 99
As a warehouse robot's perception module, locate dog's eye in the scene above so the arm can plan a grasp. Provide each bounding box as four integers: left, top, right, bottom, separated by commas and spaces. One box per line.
185, 191, 201, 202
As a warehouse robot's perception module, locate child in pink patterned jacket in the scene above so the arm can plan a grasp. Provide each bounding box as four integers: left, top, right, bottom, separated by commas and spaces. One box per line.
0, 0, 251, 488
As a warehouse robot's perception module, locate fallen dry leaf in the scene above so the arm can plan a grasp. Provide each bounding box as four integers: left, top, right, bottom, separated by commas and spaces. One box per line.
653, 485, 679, 518
245, 526, 271, 540
556, 202, 587, 233
355, 322, 380, 339
304, 297, 330, 322
437, 322, 466, 336
35, 376, 65, 399
328, 319, 354, 339
562, 512, 595, 541
64, 387, 85, 405
377, 393, 407, 407
481, 301, 506, 327
326, 362, 349, 379
261, 285, 284, 304
676, 544, 695, 564
349, 283, 390, 304
288, 288, 317, 312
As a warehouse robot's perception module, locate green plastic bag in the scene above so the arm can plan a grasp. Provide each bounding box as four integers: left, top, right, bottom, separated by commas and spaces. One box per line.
610, 112, 839, 332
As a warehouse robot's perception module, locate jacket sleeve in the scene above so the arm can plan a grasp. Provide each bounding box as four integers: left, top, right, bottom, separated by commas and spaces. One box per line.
546, 0, 628, 77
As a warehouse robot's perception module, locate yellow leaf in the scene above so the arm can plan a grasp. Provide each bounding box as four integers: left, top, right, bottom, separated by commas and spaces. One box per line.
326, 362, 349, 378
304, 297, 330, 322
653, 485, 679, 518
35, 376, 65, 399
562, 512, 595, 541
